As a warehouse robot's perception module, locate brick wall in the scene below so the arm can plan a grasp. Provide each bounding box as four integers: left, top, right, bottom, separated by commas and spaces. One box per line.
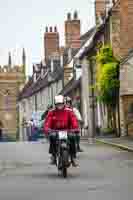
65, 12, 81, 49
120, 0, 133, 58
44, 27, 59, 61
111, 1, 120, 58
95, 0, 106, 23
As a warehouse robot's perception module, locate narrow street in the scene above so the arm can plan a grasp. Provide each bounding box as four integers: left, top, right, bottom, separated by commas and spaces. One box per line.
0, 141, 132, 200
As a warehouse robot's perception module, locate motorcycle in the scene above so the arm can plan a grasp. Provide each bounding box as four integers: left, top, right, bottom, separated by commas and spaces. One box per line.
49, 130, 76, 178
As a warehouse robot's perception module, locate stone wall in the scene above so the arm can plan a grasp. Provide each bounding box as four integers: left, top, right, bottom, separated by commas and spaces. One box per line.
120, 52, 133, 136
120, 95, 133, 136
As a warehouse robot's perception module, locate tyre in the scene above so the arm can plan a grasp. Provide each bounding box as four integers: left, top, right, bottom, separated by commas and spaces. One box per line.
62, 167, 67, 178
62, 150, 69, 166
62, 150, 68, 178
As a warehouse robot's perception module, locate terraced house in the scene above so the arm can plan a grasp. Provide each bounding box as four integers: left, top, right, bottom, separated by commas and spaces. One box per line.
18, 12, 81, 140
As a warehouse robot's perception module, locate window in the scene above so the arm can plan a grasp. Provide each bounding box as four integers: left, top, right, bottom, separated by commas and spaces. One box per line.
127, 103, 133, 121
128, 103, 133, 114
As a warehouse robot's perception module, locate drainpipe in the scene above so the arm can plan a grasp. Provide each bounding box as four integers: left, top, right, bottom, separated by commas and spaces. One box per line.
90, 61, 96, 137
81, 57, 94, 143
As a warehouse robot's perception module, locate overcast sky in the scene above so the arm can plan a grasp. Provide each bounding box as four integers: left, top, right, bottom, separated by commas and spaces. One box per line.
0, 0, 95, 75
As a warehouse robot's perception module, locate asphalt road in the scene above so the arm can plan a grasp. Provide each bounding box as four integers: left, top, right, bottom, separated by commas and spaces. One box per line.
0, 140, 132, 200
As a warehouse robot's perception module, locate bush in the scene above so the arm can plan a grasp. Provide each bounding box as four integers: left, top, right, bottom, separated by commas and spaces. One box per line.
101, 128, 114, 135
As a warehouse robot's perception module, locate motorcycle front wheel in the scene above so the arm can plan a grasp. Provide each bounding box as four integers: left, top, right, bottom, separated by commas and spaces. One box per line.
62, 150, 69, 178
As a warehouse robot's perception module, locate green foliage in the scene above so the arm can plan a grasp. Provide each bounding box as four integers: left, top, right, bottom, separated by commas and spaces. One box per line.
96, 45, 120, 107
96, 45, 118, 65
101, 127, 114, 135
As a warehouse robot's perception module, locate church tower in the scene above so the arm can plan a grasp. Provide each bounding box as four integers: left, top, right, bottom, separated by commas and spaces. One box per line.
0, 48, 27, 139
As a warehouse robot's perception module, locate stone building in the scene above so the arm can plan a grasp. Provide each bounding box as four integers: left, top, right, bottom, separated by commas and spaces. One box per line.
120, 50, 133, 136
18, 60, 63, 140
0, 49, 26, 139
18, 12, 83, 140
18, 24, 64, 140
95, 0, 133, 137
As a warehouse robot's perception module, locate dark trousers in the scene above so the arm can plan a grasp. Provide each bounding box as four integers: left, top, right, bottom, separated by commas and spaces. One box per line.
76, 134, 80, 149
49, 135, 76, 159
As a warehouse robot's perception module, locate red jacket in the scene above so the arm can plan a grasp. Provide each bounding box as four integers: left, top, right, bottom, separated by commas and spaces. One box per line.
44, 107, 79, 134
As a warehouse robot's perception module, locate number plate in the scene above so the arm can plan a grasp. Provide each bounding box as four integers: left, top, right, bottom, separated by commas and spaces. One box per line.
58, 131, 67, 140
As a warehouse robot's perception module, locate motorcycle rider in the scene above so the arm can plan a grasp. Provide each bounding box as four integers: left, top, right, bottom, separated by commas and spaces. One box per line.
65, 96, 83, 152
44, 95, 79, 167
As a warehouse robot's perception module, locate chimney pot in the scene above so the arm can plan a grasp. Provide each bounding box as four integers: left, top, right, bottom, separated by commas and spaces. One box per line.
50, 27, 52, 32
54, 26, 57, 32
45, 26, 48, 32
67, 13, 71, 20
74, 11, 78, 19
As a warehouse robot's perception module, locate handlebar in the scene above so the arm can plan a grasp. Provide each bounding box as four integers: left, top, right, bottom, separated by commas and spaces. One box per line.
47, 129, 79, 133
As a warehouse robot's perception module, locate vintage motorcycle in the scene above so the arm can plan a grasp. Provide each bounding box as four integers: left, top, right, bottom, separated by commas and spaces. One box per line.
49, 130, 76, 178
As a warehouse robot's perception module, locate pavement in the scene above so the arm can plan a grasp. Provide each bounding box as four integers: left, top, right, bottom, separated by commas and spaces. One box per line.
0, 140, 132, 199
96, 136, 133, 152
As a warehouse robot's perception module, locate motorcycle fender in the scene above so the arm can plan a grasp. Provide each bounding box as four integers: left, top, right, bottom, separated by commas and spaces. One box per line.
61, 142, 67, 149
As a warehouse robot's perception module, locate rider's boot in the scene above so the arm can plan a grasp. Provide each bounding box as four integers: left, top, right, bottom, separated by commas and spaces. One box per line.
71, 156, 78, 167
77, 145, 83, 152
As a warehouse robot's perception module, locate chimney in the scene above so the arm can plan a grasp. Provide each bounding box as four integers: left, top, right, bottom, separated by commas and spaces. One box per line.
65, 11, 81, 49
120, 0, 133, 58
44, 26, 60, 61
